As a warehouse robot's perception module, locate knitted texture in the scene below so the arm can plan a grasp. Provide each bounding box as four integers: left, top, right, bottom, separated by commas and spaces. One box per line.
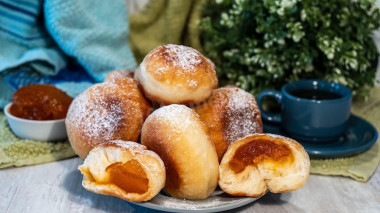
0, 113, 75, 168
44, 0, 137, 82
0, 0, 66, 75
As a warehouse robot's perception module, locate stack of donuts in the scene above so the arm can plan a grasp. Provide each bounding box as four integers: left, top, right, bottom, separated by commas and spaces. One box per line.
66, 44, 310, 202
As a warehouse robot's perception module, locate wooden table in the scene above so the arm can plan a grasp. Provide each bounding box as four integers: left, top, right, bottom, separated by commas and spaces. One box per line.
1, 157, 379, 213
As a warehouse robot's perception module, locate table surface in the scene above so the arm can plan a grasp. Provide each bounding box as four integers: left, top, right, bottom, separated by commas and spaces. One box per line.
1, 157, 379, 213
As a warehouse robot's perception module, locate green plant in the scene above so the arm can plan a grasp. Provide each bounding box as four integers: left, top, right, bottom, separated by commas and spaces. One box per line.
200, 0, 380, 97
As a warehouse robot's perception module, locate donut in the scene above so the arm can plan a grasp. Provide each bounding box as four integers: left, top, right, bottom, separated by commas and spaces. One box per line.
104, 70, 134, 83
78, 140, 166, 202
140, 104, 219, 200
134, 44, 218, 105
192, 86, 263, 161
219, 134, 310, 197
65, 77, 153, 159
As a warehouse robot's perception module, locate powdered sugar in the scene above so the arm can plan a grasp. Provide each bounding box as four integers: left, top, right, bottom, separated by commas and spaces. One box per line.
138, 44, 217, 97
136, 189, 260, 211
153, 44, 202, 71
188, 79, 198, 88
107, 140, 147, 150
103, 140, 165, 165
148, 104, 194, 131
143, 104, 202, 147
142, 44, 204, 87
66, 83, 128, 146
224, 88, 262, 143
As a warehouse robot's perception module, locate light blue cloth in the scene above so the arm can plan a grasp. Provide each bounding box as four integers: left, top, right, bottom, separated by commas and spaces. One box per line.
44, 0, 137, 82
0, 0, 137, 108
0, 0, 66, 75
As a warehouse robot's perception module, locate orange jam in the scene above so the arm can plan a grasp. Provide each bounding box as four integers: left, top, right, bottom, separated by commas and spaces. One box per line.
10, 84, 73, 120
105, 159, 149, 194
228, 138, 293, 174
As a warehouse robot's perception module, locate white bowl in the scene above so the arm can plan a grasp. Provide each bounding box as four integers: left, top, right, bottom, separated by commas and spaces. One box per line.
4, 103, 68, 141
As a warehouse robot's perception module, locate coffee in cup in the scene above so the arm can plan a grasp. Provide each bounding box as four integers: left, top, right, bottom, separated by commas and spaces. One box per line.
257, 80, 352, 142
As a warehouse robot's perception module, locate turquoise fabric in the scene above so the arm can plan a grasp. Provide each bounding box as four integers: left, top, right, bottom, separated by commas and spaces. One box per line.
0, 0, 137, 107
44, 0, 137, 82
0, 0, 67, 75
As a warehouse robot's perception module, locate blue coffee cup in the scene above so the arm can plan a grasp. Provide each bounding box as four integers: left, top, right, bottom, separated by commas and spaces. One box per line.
257, 80, 352, 142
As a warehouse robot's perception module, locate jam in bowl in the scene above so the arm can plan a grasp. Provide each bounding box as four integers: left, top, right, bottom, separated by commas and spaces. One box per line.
4, 84, 73, 141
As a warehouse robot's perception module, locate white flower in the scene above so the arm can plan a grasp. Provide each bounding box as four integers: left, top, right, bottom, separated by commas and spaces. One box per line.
301, 10, 307, 21
349, 59, 358, 70
277, 38, 285, 45
327, 52, 334, 60
235, 0, 245, 5
277, 7, 285, 16
220, 12, 234, 28
223, 49, 239, 57
338, 76, 348, 85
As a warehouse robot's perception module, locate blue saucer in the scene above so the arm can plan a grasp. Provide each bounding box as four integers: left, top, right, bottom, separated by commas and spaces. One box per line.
263, 115, 378, 158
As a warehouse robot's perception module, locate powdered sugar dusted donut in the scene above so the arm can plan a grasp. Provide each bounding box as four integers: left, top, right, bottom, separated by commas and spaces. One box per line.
141, 104, 219, 200
193, 86, 263, 161
66, 78, 153, 159
134, 44, 218, 105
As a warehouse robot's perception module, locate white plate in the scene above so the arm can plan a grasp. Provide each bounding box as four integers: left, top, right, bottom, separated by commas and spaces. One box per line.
132, 189, 263, 212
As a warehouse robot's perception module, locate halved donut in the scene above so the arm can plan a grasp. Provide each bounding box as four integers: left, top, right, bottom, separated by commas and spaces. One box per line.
219, 134, 310, 197
78, 140, 166, 202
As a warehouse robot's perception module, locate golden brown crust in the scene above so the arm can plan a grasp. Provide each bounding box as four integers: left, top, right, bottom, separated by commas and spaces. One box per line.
78, 140, 166, 202
219, 134, 310, 197
143, 45, 217, 88
66, 78, 153, 159
135, 44, 218, 105
104, 70, 134, 83
193, 87, 263, 161
141, 123, 181, 192
141, 105, 219, 200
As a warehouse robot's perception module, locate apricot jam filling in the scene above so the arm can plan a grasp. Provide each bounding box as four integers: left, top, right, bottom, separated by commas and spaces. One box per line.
105, 159, 149, 194
10, 84, 73, 120
228, 139, 293, 174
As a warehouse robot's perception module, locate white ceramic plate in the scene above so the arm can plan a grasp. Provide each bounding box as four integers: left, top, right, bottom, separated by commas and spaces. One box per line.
132, 189, 263, 212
